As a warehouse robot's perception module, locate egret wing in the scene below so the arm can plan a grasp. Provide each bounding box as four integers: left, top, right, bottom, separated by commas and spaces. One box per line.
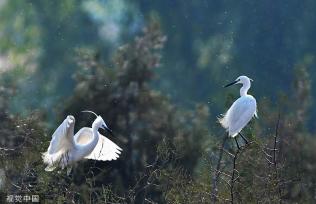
47, 116, 75, 154
74, 128, 122, 161
87, 134, 122, 161
228, 96, 257, 136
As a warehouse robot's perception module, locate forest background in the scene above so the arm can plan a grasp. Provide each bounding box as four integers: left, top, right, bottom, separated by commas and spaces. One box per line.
0, 1, 315, 203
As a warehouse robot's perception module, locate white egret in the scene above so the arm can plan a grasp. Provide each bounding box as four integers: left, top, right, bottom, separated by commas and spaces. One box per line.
42, 111, 122, 172
219, 75, 258, 149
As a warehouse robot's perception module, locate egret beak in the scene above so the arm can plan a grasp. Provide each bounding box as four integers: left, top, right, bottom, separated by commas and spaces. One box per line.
102, 125, 114, 136
224, 80, 238, 88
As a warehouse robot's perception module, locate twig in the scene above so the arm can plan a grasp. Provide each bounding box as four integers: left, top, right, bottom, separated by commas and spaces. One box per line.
273, 112, 282, 203
211, 135, 227, 204
222, 148, 235, 158
230, 142, 253, 204
230, 148, 240, 204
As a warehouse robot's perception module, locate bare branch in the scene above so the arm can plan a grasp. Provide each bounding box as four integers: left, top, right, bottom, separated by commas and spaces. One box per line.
211, 135, 228, 204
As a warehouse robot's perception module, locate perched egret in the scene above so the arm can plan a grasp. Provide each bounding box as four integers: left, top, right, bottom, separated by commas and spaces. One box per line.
42, 111, 122, 172
219, 75, 258, 149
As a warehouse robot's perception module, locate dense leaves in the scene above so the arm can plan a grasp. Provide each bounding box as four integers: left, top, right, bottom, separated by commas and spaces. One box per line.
0, 1, 316, 203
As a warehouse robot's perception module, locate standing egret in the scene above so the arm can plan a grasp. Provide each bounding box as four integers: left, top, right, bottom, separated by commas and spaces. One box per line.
42, 111, 122, 172
219, 75, 258, 149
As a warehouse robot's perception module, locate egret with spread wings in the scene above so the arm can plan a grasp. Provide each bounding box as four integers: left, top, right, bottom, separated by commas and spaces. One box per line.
219, 75, 258, 149
42, 111, 122, 172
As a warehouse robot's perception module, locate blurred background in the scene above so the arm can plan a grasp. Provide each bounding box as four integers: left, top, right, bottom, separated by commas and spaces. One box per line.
0, 0, 315, 203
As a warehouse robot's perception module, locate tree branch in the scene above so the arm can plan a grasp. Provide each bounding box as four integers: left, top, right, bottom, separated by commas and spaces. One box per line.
273, 112, 282, 203
211, 135, 228, 204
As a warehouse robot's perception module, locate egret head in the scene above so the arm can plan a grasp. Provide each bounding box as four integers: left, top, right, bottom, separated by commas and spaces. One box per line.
81, 110, 113, 135
66, 115, 75, 123
224, 75, 253, 87
65, 115, 75, 130
94, 116, 112, 132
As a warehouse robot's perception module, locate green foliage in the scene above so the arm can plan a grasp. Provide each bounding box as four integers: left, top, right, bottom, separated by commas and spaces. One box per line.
0, 20, 315, 203
0, 112, 46, 195
55, 21, 210, 203
0, 1, 316, 203
0, 21, 212, 203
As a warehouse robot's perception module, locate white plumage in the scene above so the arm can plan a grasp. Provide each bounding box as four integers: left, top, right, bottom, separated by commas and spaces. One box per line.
42, 114, 122, 172
75, 127, 122, 161
219, 95, 257, 137
219, 75, 258, 138
43, 116, 75, 171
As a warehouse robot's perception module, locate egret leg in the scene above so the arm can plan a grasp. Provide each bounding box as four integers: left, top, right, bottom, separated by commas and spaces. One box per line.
234, 137, 240, 150
239, 132, 248, 144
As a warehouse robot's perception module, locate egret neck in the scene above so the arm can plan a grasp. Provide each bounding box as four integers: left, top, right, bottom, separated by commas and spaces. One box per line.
77, 121, 100, 158
90, 122, 100, 152
240, 80, 251, 96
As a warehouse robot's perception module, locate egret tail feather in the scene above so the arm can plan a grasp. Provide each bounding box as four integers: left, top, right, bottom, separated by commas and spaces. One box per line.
218, 113, 229, 129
